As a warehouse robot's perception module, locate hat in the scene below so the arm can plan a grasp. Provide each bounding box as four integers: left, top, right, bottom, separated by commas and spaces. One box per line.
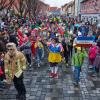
76, 47, 81, 51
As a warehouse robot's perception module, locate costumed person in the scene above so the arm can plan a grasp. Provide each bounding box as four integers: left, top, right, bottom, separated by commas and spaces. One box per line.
93, 39, 100, 77
0, 40, 6, 83
0, 52, 5, 90
88, 44, 97, 68
72, 47, 87, 85
47, 38, 63, 78
61, 38, 69, 66
20, 34, 32, 68
17, 27, 24, 46
4, 43, 26, 100
30, 35, 36, 59
34, 37, 44, 67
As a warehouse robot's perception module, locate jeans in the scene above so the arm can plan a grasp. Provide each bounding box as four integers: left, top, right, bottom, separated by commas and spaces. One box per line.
36, 48, 42, 64
74, 67, 81, 82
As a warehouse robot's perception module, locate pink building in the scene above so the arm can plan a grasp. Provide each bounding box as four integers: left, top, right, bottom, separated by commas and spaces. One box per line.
80, 0, 100, 24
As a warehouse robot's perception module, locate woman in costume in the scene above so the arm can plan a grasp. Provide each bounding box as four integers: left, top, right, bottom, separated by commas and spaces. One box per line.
47, 38, 63, 78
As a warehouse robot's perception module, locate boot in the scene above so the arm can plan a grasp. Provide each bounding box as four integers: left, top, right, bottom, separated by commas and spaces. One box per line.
54, 73, 58, 78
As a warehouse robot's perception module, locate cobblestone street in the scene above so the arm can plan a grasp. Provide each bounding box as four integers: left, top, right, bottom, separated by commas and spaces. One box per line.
0, 57, 100, 100
0, 0, 100, 99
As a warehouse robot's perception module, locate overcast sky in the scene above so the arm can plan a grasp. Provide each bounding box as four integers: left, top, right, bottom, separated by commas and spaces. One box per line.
44, 0, 73, 7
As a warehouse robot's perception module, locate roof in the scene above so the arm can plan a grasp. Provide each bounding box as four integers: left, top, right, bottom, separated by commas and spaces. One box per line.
67, 0, 75, 6
39, 1, 49, 7
48, 7, 61, 12
62, 3, 67, 8
48, 7, 58, 12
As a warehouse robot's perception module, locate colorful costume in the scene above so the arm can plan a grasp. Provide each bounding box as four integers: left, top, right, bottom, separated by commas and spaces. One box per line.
72, 47, 87, 85
47, 42, 63, 78
4, 51, 26, 79
4, 43, 26, 100
48, 44, 62, 63
35, 40, 44, 67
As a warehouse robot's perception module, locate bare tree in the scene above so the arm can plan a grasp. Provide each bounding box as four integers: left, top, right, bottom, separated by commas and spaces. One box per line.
26, 0, 44, 17
14, 0, 26, 16
0, 0, 46, 17
26, 0, 32, 17
0, 0, 15, 11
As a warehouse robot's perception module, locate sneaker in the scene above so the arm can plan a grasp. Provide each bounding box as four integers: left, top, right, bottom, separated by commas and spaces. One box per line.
49, 72, 52, 78
92, 73, 97, 77
40, 61, 43, 64
29, 64, 32, 68
49, 73, 54, 78
73, 81, 78, 86
66, 63, 69, 67
38, 63, 40, 67
89, 65, 93, 69
54, 73, 58, 79
2, 79, 7, 83
48, 67, 51, 71
33, 57, 35, 60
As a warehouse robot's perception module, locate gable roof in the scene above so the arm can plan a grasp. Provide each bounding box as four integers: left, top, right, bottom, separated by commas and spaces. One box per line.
48, 7, 58, 12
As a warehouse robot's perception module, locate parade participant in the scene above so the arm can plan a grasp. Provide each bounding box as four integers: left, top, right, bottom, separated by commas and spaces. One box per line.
30, 35, 36, 59
88, 44, 97, 66
72, 47, 87, 85
61, 38, 69, 66
0, 52, 5, 90
47, 38, 63, 78
0, 51, 5, 83
93, 39, 100, 77
17, 27, 24, 46
4, 43, 26, 100
20, 34, 32, 68
34, 37, 44, 67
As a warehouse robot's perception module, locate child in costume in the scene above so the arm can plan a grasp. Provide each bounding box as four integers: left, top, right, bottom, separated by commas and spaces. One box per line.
47, 38, 63, 78
72, 47, 87, 85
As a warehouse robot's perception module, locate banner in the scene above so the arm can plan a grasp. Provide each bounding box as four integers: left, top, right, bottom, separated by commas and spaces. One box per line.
75, 37, 96, 47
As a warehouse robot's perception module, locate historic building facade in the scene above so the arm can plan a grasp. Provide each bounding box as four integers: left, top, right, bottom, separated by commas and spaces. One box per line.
80, 0, 100, 24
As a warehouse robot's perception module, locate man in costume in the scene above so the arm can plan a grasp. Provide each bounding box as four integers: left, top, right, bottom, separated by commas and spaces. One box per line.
4, 42, 26, 100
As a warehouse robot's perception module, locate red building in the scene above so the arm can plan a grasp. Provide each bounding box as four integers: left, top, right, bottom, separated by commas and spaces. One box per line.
48, 7, 61, 15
